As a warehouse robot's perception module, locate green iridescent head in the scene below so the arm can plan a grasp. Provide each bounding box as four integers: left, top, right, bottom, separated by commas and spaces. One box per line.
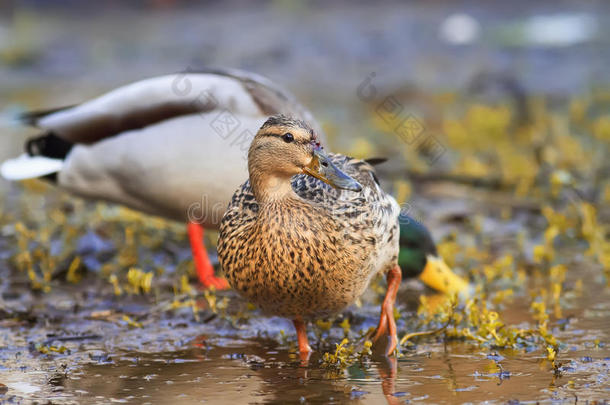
398, 213, 437, 278
398, 213, 469, 295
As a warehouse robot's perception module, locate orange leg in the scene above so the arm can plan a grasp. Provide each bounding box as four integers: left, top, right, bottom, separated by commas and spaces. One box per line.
293, 317, 312, 362
187, 222, 229, 290
372, 265, 402, 356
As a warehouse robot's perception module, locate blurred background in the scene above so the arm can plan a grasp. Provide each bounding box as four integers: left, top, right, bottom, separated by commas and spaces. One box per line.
1, 1, 609, 404
2, 0, 610, 198
2, 0, 609, 92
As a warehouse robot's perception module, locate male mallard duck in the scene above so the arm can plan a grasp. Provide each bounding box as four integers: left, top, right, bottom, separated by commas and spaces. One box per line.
218, 115, 402, 356
398, 213, 468, 295
1, 68, 324, 290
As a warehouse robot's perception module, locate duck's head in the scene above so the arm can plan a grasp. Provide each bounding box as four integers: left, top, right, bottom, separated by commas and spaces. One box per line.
248, 115, 362, 201
399, 213, 469, 296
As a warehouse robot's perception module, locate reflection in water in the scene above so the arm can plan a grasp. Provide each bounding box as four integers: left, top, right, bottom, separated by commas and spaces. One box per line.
57, 317, 609, 405
378, 357, 399, 405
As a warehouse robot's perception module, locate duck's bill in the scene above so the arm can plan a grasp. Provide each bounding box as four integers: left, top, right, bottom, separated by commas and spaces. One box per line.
303, 149, 362, 192
419, 254, 471, 298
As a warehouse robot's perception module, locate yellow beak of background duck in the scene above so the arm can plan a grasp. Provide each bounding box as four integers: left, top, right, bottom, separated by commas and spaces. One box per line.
419, 254, 470, 297
302, 149, 362, 192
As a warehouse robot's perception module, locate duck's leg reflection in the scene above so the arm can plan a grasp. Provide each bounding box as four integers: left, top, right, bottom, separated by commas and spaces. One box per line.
377, 356, 400, 405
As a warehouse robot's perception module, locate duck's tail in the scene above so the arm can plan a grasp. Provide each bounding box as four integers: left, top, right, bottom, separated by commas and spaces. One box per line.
1, 131, 72, 181
1, 154, 64, 181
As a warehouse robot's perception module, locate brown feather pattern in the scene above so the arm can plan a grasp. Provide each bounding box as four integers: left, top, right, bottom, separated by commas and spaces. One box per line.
218, 150, 400, 320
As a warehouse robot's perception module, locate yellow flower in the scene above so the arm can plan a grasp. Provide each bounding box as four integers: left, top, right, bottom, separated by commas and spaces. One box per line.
593, 115, 610, 141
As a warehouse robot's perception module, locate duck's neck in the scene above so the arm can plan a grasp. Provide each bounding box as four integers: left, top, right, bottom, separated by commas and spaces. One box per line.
249, 169, 296, 203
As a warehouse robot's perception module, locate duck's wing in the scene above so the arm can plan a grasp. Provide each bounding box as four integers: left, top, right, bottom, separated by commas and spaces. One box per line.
292, 154, 385, 204
194, 68, 320, 129
23, 68, 324, 145
293, 153, 400, 265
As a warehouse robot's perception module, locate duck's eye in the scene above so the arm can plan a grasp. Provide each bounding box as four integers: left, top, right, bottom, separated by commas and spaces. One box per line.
282, 133, 294, 143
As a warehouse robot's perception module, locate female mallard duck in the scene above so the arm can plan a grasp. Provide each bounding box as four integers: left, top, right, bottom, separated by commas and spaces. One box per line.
218, 115, 402, 356
1, 68, 324, 290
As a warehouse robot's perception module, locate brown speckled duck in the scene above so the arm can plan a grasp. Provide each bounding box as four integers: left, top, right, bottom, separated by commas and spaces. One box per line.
218, 115, 402, 356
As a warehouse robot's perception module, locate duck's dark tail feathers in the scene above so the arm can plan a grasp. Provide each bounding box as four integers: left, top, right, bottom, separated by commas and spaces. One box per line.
19, 105, 74, 126
26, 132, 73, 159
363, 157, 388, 166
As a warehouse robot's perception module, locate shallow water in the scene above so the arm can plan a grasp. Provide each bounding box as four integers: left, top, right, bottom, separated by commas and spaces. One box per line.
58, 336, 610, 405
1, 258, 608, 404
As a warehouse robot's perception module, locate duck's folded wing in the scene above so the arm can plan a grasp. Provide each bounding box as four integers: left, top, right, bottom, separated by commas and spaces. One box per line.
293, 154, 381, 202
23, 69, 324, 144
